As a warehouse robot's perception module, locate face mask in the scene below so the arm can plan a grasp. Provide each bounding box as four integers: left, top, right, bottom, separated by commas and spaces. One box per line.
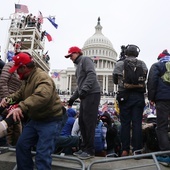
17, 70, 31, 80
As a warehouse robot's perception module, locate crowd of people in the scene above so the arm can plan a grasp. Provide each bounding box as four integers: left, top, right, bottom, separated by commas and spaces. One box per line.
0, 45, 169, 169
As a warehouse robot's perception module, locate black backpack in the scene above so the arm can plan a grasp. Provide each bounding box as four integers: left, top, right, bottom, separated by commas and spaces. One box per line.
123, 59, 146, 89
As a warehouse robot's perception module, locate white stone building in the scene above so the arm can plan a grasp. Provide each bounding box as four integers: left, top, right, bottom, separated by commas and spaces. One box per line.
52, 17, 118, 96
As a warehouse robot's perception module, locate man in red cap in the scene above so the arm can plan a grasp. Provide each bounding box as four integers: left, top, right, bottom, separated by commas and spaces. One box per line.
65, 46, 101, 159
147, 49, 170, 166
0, 52, 65, 169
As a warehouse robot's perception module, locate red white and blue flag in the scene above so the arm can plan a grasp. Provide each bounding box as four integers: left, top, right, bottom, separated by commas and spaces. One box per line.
45, 31, 52, 42
93, 56, 100, 60
15, 4, 29, 13
51, 72, 59, 78
38, 11, 43, 24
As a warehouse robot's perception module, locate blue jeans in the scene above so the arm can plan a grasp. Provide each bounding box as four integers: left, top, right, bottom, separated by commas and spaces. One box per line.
16, 119, 62, 170
119, 92, 145, 152
55, 136, 79, 155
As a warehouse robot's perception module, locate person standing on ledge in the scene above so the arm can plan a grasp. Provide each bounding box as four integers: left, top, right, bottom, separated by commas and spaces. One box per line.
65, 46, 101, 159
0, 52, 64, 170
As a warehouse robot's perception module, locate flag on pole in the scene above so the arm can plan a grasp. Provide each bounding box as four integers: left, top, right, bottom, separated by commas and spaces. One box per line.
51, 72, 59, 78
47, 16, 58, 29
93, 56, 100, 60
45, 31, 52, 42
38, 11, 43, 24
102, 103, 108, 113
15, 4, 29, 13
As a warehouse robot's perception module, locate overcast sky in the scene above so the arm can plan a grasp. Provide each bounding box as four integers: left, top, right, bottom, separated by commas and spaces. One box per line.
0, 0, 170, 70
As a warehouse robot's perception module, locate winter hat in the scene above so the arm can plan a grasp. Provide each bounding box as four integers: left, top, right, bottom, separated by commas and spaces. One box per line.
67, 108, 76, 117
157, 49, 170, 60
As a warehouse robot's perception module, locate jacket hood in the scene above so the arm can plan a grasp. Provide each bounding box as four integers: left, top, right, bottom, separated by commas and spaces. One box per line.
67, 108, 76, 117
100, 111, 112, 126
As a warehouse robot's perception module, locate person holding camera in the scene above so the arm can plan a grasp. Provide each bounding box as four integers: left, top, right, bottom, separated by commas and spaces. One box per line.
113, 45, 148, 156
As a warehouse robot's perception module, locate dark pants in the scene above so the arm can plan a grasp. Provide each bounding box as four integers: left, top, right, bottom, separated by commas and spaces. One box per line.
55, 136, 79, 155
156, 100, 170, 151
119, 92, 145, 152
79, 93, 100, 155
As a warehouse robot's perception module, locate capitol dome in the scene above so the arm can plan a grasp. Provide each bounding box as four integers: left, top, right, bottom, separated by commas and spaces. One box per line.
82, 17, 117, 69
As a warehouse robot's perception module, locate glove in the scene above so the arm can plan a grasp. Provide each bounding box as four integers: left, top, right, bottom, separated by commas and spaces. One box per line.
68, 99, 74, 107
79, 90, 88, 100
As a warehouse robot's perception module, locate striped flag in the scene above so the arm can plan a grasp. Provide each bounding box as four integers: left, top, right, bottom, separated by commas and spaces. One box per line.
45, 31, 52, 42
38, 11, 43, 24
93, 56, 100, 60
102, 103, 108, 113
51, 72, 59, 78
15, 4, 29, 13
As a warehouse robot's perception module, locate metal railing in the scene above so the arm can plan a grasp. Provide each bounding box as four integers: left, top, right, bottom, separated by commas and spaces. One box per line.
0, 147, 85, 170
87, 150, 170, 170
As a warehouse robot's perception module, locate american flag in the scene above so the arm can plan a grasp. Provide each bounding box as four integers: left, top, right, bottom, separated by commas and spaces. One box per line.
15, 4, 29, 13
93, 56, 100, 60
102, 103, 108, 113
38, 11, 43, 24
51, 72, 59, 78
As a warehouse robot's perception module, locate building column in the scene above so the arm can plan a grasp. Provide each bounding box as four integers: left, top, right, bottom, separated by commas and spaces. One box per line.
106, 75, 108, 93
66, 75, 69, 91
103, 75, 105, 94
69, 75, 72, 94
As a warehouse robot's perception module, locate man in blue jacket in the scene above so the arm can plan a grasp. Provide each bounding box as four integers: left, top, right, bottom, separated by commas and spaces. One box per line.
147, 49, 170, 166
65, 46, 101, 159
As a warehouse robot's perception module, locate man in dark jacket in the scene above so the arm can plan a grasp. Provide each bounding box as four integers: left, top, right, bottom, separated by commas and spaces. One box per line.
65, 46, 101, 159
147, 49, 170, 165
0, 52, 64, 170
113, 44, 148, 156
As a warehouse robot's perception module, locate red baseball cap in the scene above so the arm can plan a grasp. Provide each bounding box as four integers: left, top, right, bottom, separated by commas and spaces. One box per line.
65, 46, 81, 58
9, 52, 33, 73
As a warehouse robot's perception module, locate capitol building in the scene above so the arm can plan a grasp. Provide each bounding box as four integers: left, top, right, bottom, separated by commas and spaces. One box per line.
51, 18, 118, 96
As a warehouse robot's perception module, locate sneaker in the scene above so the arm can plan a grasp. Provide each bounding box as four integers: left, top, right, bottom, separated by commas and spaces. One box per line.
73, 150, 83, 156
78, 152, 94, 160
157, 155, 170, 163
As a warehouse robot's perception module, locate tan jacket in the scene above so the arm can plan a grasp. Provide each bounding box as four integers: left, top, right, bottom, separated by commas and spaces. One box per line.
9, 67, 63, 121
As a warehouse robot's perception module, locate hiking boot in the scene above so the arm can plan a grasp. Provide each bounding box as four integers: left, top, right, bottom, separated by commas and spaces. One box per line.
121, 150, 129, 157
73, 150, 83, 156
78, 152, 94, 160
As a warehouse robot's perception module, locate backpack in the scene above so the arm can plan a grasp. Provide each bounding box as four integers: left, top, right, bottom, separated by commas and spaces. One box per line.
94, 121, 105, 153
161, 61, 170, 84
123, 59, 146, 89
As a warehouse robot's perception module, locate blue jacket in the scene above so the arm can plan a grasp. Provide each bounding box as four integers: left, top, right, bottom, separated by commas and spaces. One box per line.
60, 108, 76, 136
147, 60, 170, 101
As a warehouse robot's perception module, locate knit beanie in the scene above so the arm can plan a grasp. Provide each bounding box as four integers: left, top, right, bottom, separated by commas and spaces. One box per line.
157, 49, 170, 60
